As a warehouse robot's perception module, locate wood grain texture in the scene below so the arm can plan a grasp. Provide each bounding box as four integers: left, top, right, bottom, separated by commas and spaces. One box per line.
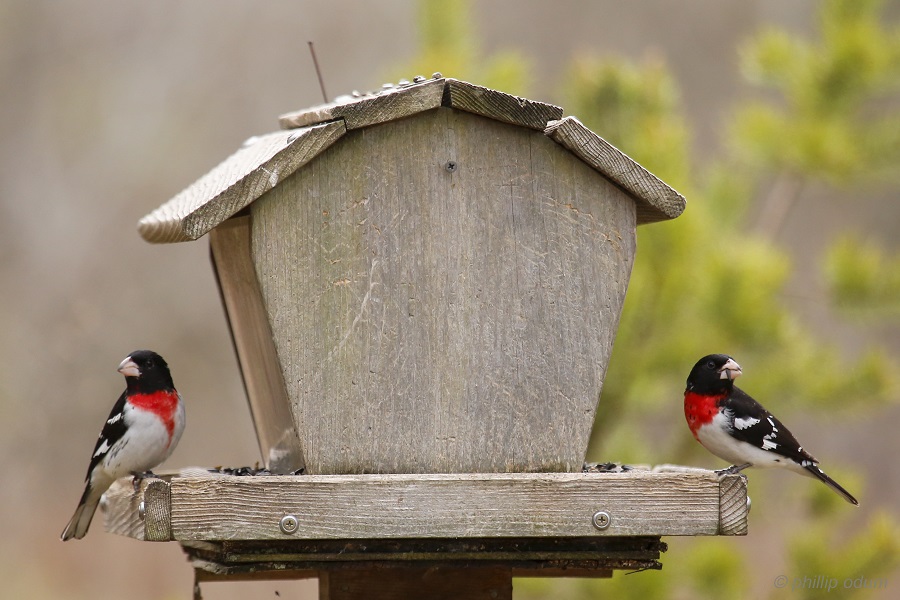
718, 474, 749, 536
139, 80, 684, 246
544, 117, 686, 225
102, 479, 146, 540
138, 121, 346, 243
278, 78, 561, 133
209, 217, 305, 473
103, 477, 173, 541
443, 78, 563, 130
251, 107, 637, 474
144, 478, 173, 541
278, 101, 339, 129
278, 78, 445, 130
165, 471, 735, 541
320, 567, 512, 600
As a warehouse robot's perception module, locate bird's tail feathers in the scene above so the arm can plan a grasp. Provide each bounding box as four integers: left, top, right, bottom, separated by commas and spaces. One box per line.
60, 494, 102, 540
804, 463, 859, 506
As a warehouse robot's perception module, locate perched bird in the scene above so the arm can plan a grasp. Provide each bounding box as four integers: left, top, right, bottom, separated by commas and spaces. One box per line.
61, 350, 185, 540
684, 354, 858, 505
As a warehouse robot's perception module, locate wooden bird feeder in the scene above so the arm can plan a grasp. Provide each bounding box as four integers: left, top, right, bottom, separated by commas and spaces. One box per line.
105, 76, 748, 599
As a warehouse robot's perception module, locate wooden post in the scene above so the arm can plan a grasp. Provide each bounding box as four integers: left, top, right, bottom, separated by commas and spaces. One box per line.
319, 567, 513, 600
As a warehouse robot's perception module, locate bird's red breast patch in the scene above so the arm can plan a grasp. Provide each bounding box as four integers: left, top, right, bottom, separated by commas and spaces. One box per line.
128, 391, 180, 442
684, 391, 726, 440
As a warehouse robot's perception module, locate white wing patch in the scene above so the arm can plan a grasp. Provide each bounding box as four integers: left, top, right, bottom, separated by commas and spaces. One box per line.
107, 413, 123, 426
734, 416, 760, 430
93, 439, 111, 458
762, 416, 779, 450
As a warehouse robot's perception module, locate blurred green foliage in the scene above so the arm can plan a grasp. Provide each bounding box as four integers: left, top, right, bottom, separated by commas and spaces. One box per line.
826, 234, 900, 315
735, 0, 900, 183
565, 56, 691, 188
390, 0, 531, 95
787, 511, 900, 600
732, 0, 900, 313
397, 0, 899, 598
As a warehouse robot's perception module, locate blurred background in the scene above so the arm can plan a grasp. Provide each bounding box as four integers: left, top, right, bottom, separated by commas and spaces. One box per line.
1, 0, 898, 598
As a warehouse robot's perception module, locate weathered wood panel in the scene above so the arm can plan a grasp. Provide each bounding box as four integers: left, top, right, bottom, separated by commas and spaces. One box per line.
138, 121, 346, 243
104, 472, 748, 545
545, 116, 686, 225
278, 78, 445, 130
718, 473, 749, 535
444, 78, 562, 130
251, 107, 637, 474
210, 217, 305, 473
165, 472, 736, 541
278, 78, 562, 133
103, 478, 172, 541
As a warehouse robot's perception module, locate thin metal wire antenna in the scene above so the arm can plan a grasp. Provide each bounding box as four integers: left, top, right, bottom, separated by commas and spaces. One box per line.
308, 41, 329, 103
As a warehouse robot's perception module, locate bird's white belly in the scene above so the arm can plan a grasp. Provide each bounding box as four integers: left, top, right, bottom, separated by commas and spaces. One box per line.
99, 409, 176, 481
696, 412, 793, 470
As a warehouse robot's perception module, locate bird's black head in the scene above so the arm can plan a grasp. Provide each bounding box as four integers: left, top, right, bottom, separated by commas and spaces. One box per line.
686, 354, 742, 394
118, 350, 175, 393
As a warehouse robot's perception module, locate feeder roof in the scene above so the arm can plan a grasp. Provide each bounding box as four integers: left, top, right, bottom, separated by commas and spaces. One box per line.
138, 77, 686, 244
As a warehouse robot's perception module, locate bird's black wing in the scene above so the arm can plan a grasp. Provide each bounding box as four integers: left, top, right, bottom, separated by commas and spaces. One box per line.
84, 389, 130, 481
726, 386, 818, 465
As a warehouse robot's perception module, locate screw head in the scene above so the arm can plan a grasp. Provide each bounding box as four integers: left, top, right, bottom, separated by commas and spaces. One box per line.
279, 515, 299, 534
445, 161, 458, 173
592, 511, 611, 530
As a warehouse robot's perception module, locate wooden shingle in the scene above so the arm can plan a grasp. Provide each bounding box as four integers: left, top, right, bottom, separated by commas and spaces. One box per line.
138, 77, 684, 244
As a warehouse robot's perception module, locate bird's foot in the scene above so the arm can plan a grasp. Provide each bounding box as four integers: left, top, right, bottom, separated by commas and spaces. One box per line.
131, 470, 158, 492
715, 463, 751, 476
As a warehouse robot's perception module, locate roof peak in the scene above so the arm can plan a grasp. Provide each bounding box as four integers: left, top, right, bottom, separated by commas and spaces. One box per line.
137, 77, 685, 244
278, 76, 563, 132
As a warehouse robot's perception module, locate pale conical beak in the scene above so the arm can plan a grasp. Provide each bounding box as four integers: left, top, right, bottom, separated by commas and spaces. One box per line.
118, 357, 141, 378
718, 358, 742, 381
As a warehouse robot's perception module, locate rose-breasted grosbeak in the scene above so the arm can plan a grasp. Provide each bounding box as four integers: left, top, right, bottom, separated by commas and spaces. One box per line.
61, 350, 185, 540
684, 354, 858, 505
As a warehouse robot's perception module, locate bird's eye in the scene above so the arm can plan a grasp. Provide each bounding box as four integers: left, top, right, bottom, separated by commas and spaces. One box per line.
707, 360, 716, 369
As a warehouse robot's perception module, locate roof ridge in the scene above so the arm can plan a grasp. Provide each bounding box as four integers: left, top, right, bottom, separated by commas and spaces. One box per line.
138, 78, 684, 244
